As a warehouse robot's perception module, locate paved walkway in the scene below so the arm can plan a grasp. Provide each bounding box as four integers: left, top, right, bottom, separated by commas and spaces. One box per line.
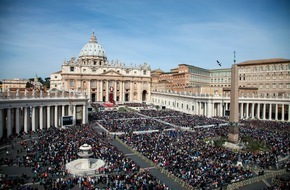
93, 125, 188, 190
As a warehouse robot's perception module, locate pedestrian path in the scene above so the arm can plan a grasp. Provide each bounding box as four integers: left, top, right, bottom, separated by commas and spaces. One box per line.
94, 125, 188, 190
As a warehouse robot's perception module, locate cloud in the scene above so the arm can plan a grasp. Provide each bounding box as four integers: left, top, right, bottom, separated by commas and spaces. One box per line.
0, 0, 289, 79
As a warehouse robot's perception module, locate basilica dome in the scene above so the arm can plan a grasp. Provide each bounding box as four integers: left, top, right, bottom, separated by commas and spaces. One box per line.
79, 32, 106, 57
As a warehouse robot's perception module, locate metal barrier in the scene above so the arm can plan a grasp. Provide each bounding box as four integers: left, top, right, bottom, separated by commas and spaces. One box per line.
116, 136, 289, 190
226, 169, 288, 190
115, 136, 194, 189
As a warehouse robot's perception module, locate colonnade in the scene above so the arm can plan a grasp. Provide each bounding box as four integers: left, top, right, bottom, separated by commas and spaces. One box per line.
0, 103, 88, 138
0, 90, 89, 139
88, 80, 150, 103
239, 102, 290, 120
152, 92, 290, 122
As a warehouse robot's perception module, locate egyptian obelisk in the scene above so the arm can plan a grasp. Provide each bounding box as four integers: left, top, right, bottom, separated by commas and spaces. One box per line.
228, 52, 239, 143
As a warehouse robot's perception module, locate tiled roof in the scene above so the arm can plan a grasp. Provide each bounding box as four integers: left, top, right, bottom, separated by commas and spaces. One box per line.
237, 58, 290, 66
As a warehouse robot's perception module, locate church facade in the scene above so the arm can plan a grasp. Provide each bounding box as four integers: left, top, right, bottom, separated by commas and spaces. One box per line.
50, 32, 151, 104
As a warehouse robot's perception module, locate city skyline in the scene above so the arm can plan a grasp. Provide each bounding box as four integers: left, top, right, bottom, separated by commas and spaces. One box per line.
0, 0, 289, 80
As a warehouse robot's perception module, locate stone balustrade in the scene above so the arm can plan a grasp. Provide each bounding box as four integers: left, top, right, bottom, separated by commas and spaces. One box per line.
0, 89, 87, 100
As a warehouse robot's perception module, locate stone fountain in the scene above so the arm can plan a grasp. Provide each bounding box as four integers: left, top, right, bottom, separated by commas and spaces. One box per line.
66, 143, 105, 176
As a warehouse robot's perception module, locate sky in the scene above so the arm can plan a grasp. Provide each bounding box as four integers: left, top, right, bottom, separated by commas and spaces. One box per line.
0, 0, 289, 80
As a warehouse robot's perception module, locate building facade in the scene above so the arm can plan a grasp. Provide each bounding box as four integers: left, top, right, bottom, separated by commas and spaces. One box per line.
50, 71, 62, 90
210, 68, 231, 88
50, 32, 151, 104
151, 69, 164, 92
2, 78, 28, 93
237, 58, 290, 98
152, 64, 211, 94
151, 58, 290, 122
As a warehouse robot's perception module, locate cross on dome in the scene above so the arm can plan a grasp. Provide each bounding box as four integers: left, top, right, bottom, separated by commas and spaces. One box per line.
89, 32, 97, 43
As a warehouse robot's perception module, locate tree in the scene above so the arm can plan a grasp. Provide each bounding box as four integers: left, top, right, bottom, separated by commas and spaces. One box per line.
25, 82, 32, 88
38, 77, 44, 84
43, 77, 50, 89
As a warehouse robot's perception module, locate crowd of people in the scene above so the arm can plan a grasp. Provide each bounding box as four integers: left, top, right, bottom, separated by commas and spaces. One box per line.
98, 117, 172, 133
90, 111, 142, 121
0, 124, 170, 189
114, 110, 290, 189
241, 119, 290, 134
140, 110, 224, 128
1, 108, 289, 189
93, 110, 225, 134
119, 128, 252, 189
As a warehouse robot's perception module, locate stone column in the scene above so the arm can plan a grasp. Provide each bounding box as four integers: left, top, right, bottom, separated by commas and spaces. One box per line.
130, 81, 134, 101
31, 107, 36, 131
47, 106, 51, 128
282, 104, 285, 121
0, 109, 3, 138
106, 80, 109, 102
275, 104, 278, 120
11, 108, 15, 136
35, 107, 39, 130
42, 107, 46, 129
95, 80, 99, 102
55, 106, 58, 127
257, 103, 260, 119
16, 108, 20, 134
251, 103, 255, 119
269, 104, 272, 120
211, 102, 215, 116
138, 81, 141, 102
240, 103, 244, 119
238, 103, 241, 118
114, 81, 117, 102
88, 80, 91, 102
100, 81, 103, 102
7, 108, 12, 137
122, 81, 125, 102
204, 102, 207, 116
263, 103, 266, 120
288, 104, 290, 121
124, 81, 128, 102
24, 107, 28, 132
220, 102, 223, 117
82, 104, 88, 124
62, 105, 65, 117
20, 108, 24, 132
39, 106, 43, 130
246, 103, 249, 119
207, 101, 212, 117
73, 105, 76, 125
147, 81, 151, 103
200, 102, 202, 115
68, 104, 73, 116
119, 81, 123, 103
